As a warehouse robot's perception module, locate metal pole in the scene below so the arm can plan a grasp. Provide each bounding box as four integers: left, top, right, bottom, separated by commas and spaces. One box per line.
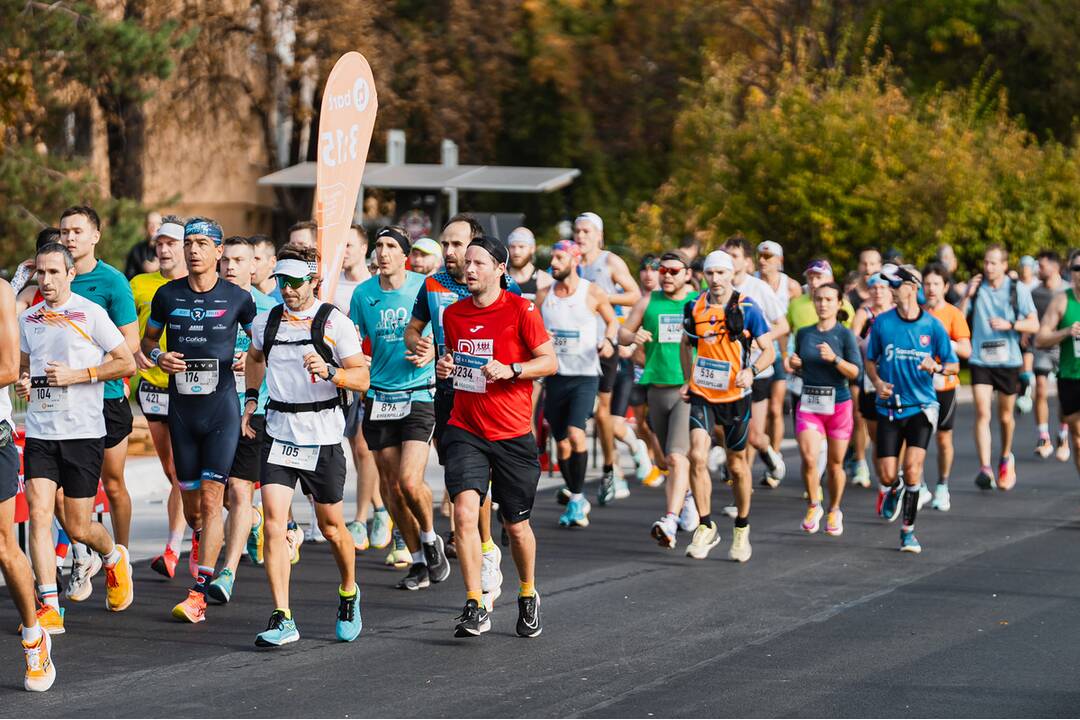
444, 187, 459, 217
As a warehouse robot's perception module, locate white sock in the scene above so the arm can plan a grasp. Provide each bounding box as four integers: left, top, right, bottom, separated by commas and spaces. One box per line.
103, 545, 122, 567
419, 529, 436, 545
411, 550, 426, 565
570, 492, 584, 501
167, 528, 185, 551
21, 623, 43, 644
616, 425, 638, 449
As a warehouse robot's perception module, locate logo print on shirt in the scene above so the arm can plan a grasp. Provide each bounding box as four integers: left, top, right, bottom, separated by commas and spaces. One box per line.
191, 308, 205, 322
457, 338, 494, 357
469, 325, 484, 333
366, 298, 379, 306
919, 334, 930, 347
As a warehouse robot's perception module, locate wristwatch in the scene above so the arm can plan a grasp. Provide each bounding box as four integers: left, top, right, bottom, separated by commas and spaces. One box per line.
325, 365, 337, 382
511, 363, 523, 379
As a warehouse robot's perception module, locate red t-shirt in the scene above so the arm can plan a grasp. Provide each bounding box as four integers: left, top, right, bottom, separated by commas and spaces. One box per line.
443, 290, 550, 441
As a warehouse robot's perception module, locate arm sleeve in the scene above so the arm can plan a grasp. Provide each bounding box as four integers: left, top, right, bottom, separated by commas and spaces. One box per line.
411, 283, 431, 323
329, 309, 363, 362
520, 298, 551, 351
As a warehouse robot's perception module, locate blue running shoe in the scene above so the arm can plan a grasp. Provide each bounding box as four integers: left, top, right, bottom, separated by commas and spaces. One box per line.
255, 610, 299, 647
880, 485, 902, 523
899, 530, 922, 554
335, 588, 362, 642
206, 568, 235, 604
247, 506, 264, 565
558, 496, 591, 528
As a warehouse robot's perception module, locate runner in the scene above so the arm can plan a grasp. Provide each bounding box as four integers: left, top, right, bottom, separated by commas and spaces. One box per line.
850, 274, 895, 488
629, 255, 667, 487
536, 240, 618, 527
846, 248, 883, 310
619, 251, 697, 546
681, 250, 774, 562
788, 282, 861, 536
923, 263, 972, 512
1029, 250, 1069, 461
1017, 254, 1040, 415
59, 205, 139, 573
1, 277, 56, 691
408, 237, 443, 277
508, 227, 553, 301
288, 220, 317, 249
961, 245, 1039, 491
251, 235, 283, 302
142, 217, 257, 623
17, 243, 136, 633
242, 245, 368, 646
573, 212, 642, 500
435, 236, 556, 638
1035, 250, 1080, 478
130, 216, 190, 578
352, 226, 449, 591
865, 264, 958, 553
204, 235, 278, 603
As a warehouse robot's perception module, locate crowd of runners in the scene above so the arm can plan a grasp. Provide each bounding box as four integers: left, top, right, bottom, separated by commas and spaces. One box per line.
3, 204, 1080, 692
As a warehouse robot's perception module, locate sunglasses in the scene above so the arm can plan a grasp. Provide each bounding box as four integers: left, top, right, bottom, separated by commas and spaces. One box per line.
658, 266, 686, 276
640, 260, 660, 271
276, 275, 310, 289
1070, 265, 1080, 273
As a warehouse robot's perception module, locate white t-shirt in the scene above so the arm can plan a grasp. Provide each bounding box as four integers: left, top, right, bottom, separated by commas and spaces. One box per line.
333, 270, 369, 315
19, 294, 125, 440
734, 275, 783, 380
252, 301, 363, 446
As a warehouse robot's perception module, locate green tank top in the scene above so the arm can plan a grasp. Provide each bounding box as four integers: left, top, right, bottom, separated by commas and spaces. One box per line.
639, 291, 688, 386
1059, 289, 1080, 379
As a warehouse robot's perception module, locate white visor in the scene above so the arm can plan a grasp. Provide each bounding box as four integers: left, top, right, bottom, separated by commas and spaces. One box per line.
154, 222, 184, 242
272, 259, 312, 279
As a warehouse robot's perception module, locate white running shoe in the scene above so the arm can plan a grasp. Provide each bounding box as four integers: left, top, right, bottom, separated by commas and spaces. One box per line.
764, 447, 786, 485
851, 460, 871, 488
65, 552, 102, 602
632, 439, 653, 482
650, 514, 678, 549
932, 484, 951, 512
917, 483, 933, 511
1057, 437, 1071, 463
721, 505, 738, 519
685, 522, 721, 559
728, 525, 752, 563
707, 446, 726, 473
481, 543, 503, 610
678, 492, 699, 532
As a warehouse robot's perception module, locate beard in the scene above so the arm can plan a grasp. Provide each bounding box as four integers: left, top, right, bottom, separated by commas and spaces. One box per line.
553, 265, 573, 282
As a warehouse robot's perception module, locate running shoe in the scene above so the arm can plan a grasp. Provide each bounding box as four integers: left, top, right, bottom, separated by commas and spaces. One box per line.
762, 447, 786, 487
597, 469, 616, 506
335, 588, 362, 642
641, 466, 665, 488
801, 504, 823, 534
150, 547, 179, 578
171, 589, 207, 623
385, 529, 410, 568
678, 491, 699, 532
685, 521, 721, 559
287, 524, 304, 565
707, 445, 726, 473
248, 505, 265, 564
843, 456, 857, 482
188, 530, 200, 579
997, 453, 1017, 491
728, 525, 752, 563
66, 552, 102, 602
613, 475, 631, 500
18, 605, 64, 636
880, 486, 902, 522
1016, 384, 1033, 414
852, 460, 871, 488
444, 530, 458, 559
370, 509, 393, 549
825, 509, 844, 536
974, 467, 995, 490
481, 543, 503, 611
454, 599, 491, 638
207, 569, 235, 604
899, 530, 922, 554
516, 592, 542, 638
917, 483, 933, 511
305, 522, 327, 544
255, 610, 299, 647
632, 439, 653, 482
397, 563, 430, 591
559, 496, 591, 528
1035, 436, 1054, 459
1056, 436, 1071, 462
346, 521, 369, 552
555, 486, 572, 506
650, 514, 678, 549
104, 545, 134, 612
22, 631, 55, 692
932, 484, 951, 512
423, 534, 451, 583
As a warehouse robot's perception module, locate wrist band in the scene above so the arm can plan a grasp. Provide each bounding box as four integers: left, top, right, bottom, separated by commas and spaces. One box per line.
245, 388, 259, 403
88, 367, 98, 383
149, 348, 163, 364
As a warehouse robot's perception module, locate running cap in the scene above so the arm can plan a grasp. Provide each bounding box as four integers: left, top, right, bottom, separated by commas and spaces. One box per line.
804, 259, 833, 277
660, 250, 689, 267
154, 221, 185, 243
703, 250, 734, 272
639, 253, 660, 271
574, 212, 603, 234
469, 235, 510, 266
552, 239, 581, 261
757, 240, 783, 257
881, 263, 922, 287
411, 237, 442, 256
375, 226, 411, 255
867, 272, 890, 288
1020, 254, 1036, 269
507, 227, 536, 246
272, 259, 312, 279
184, 218, 223, 244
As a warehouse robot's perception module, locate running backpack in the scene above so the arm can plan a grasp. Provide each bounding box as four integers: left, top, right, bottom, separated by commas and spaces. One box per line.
261, 303, 350, 414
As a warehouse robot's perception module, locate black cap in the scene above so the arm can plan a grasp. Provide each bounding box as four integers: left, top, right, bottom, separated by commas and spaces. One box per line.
468, 235, 510, 266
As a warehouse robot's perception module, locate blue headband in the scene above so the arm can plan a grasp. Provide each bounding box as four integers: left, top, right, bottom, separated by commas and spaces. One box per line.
184, 219, 223, 244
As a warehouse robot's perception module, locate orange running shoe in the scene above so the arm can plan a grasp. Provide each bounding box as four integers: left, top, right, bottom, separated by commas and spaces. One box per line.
641, 466, 665, 488
150, 547, 179, 578
23, 631, 56, 692
17, 604, 65, 636
105, 544, 134, 611
172, 589, 207, 623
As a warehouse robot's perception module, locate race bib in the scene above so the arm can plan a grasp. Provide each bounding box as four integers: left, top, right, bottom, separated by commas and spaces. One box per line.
551, 329, 581, 356
801, 385, 836, 415
788, 374, 804, 396
139, 385, 169, 415
176, 359, 218, 396
862, 372, 876, 393
921, 404, 940, 431
693, 357, 731, 391
658, 314, 682, 344
452, 353, 488, 393
369, 390, 412, 421
1073, 336, 1080, 360
980, 340, 1009, 364
267, 440, 319, 471
933, 373, 947, 391
29, 377, 69, 413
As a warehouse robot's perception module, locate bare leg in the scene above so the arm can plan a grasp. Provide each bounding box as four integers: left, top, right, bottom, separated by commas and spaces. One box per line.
595, 391, 615, 467
687, 429, 713, 517
261, 484, 294, 609
973, 383, 995, 467
798, 429, 823, 507
101, 439, 132, 546
0, 497, 36, 627
453, 491, 482, 595
826, 436, 849, 510
314, 500, 355, 591
220, 479, 255, 573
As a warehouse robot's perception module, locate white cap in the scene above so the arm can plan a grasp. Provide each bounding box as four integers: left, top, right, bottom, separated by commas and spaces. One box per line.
411, 237, 442, 256
703, 250, 734, 272
574, 212, 603, 234
272, 259, 312, 279
757, 240, 783, 257
507, 227, 536, 246
154, 222, 184, 242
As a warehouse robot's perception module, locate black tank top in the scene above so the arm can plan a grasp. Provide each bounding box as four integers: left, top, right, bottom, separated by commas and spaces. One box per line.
518, 269, 539, 301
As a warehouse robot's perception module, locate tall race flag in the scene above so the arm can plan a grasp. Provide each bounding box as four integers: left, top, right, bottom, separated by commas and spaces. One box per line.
315, 52, 378, 302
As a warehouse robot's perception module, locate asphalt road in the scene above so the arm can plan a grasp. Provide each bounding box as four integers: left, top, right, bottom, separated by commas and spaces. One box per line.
3, 401, 1080, 717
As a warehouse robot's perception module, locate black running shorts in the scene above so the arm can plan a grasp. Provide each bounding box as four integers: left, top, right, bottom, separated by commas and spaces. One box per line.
103, 396, 133, 449
598, 353, 619, 394
230, 414, 265, 482
610, 359, 634, 417
688, 394, 752, 452
544, 375, 599, 442
936, 389, 957, 432
169, 392, 241, 490
260, 438, 346, 504
750, 377, 771, 404
24, 437, 104, 499
1060, 378, 1080, 419
442, 425, 540, 524
970, 365, 1021, 396
362, 398, 435, 451
0, 439, 18, 503
876, 411, 934, 457
858, 386, 878, 422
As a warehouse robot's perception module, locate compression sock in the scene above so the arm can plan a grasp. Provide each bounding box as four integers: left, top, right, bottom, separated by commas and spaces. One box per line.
568, 451, 588, 494
518, 581, 535, 598
38, 585, 59, 611
901, 486, 919, 530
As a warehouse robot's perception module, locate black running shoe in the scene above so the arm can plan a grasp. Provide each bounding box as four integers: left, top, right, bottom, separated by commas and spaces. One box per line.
974, 469, 994, 490
454, 599, 491, 638
444, 531, 457, 559
515, 592, 542, 638
396, 563, 430, 591
423, 535, 451, 583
